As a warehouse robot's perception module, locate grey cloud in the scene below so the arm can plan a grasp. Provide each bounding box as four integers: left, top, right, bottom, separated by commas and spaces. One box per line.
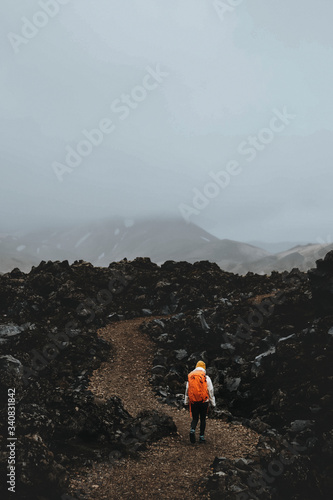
1, 0, 332, 243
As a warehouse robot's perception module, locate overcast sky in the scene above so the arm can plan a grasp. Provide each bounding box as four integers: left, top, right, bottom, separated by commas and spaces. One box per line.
1, 0, 332, 243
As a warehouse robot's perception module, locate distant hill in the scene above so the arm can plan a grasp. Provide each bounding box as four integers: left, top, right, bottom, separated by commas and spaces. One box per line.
235, 242, 333, 275
0, 219, 331, 274
246, 240, 309, 254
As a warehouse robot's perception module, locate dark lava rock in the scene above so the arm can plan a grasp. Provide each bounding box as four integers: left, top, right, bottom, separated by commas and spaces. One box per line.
121, 410, 177, 453
0, 260, 180, 498
202, 446, 313, 500
151, 364, 167, 375
0, 355, 24, 399
309, 250, 333, 315
140, 261, 332, 498
0, 255, 332, 498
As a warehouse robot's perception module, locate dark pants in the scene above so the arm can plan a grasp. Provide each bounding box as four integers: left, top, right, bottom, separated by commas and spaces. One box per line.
190, 401, 209, 436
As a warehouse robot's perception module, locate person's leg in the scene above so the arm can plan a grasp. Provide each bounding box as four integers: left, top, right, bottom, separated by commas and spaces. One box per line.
199, 402, 209, 439
190, 403, 200, 443
191, 403, 200, 431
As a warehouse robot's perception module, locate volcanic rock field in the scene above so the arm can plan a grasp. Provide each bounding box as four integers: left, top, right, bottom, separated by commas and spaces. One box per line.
1, 253, 332, 499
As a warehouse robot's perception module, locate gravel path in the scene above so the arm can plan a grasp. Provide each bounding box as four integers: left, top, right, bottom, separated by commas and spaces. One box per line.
68, 317, 259, 499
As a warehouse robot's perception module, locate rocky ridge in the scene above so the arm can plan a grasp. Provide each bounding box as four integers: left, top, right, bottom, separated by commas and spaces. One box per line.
0, 253, 332, 498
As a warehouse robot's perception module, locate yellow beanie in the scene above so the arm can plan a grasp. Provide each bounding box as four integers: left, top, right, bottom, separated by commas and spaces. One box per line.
196, 360, 206, 370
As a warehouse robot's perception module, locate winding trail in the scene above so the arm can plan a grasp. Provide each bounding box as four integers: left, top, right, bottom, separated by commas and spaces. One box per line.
68, 317, 259, 499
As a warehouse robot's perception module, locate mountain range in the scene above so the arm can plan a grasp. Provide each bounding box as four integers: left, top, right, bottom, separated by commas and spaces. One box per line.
0, 218, 332, 274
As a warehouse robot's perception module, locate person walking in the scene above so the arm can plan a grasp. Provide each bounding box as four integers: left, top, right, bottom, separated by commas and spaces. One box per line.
184, 360, 216, 444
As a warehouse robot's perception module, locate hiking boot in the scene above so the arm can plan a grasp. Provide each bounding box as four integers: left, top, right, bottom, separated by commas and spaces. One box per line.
189, 430, 195, 444
199, 436, 206, 444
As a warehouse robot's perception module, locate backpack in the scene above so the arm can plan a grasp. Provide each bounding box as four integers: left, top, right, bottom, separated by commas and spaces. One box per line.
188, 369, 209, 404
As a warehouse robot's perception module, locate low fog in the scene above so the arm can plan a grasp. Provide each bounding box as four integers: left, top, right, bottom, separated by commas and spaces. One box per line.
1, 0, 333, 243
